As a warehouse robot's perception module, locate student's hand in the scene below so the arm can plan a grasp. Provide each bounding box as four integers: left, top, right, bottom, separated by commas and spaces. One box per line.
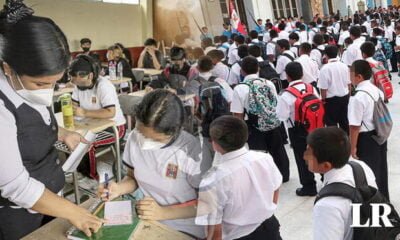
136, 197, 168, 221
73, 106, 86, 117
68, 206, 105, 237
97, 181, 121, 201
351, 147, 359, 160
62, 131, 88, 151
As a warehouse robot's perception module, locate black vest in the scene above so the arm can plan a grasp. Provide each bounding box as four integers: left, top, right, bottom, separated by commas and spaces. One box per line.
0, 90, 65, 206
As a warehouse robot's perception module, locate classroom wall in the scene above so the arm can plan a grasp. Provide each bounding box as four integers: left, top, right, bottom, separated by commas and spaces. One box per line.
12, 0, 153, 52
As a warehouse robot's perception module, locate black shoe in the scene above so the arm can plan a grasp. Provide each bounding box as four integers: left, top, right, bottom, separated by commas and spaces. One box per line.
295, 187, 317, 197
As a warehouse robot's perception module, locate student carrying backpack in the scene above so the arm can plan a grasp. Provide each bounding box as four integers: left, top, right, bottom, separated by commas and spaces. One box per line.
378, 38, 394, 60
259, 60, 280, 80
285, 82, 325, 133
369, 62, 393, 101
315, 161, 400, 240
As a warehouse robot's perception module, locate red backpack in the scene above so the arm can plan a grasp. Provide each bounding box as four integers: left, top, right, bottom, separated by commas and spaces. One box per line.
369, 61, 393, 100
286, 83, 325, 133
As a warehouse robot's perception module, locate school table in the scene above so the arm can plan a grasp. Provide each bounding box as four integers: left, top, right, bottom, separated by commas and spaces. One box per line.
21, 198, 194, 240
109, 76, 133, 93
132, 68, 163, 90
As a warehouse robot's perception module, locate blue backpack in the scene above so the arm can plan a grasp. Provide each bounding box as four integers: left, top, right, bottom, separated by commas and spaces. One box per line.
378, 38, 393, 60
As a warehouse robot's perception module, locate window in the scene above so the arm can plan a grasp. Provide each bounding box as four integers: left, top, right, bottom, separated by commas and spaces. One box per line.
102, 0, 139, 4
219, 0, 230, 24
271, 0, 298, 19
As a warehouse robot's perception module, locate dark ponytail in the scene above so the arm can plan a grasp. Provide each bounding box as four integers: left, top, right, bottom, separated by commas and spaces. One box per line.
0, 0, 70, 77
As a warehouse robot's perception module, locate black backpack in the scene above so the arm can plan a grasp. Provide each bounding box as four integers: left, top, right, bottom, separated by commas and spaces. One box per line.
259, 60, 280, 80
197, 76, 230, 137
253, 41, 268, 60
315, 161, 400, 240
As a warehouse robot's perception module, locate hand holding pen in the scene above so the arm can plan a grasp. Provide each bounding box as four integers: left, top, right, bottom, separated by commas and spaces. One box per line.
97, 173, 120, 201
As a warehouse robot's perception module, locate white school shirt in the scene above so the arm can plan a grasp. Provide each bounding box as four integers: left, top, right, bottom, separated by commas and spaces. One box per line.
278, 30, 289, 40
263, 31, 271, 43
290, 41, 301, 57
348, 80, 384, 132
395, 35, 400, 52
341, 37, 365, 66
384, 26, 394, 42
310, 45, 325, 69
295, 54, 319, 84
362, 21, 372, 34
212, 62, 230, 81
338, 30, 350, 46
196, 147, 282, 240
0, 73, 51, 209
266, 37, 279, 56
276, 79, 320, 128
318, 58, 350, 98
198, 72, 233, 103
230, 74, 278, 119
308, 28, 319, 44
123, 130, 211, 239
228, 43, 240, 65
314, 160, 377, 240
299, 31, 308, 43
72, 77, 126, 126
227, 62, 241, 86
276, 50, 296, 80
204, 46, 217, 55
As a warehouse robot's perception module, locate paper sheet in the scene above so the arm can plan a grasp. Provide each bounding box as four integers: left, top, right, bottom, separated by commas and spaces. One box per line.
62, 131, 97, 172
104, 201, 133, 226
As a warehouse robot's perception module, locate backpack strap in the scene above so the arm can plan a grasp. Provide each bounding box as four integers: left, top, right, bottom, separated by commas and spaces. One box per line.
348, 161, 369, 189
282, 53, 295, 61
285, 82, 309, 97
356, 90, 377, 102
209, 76, 217, 82
314, 182, 358, 204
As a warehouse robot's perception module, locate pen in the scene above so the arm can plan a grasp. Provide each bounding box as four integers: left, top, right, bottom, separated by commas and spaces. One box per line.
104, 173, 109, 200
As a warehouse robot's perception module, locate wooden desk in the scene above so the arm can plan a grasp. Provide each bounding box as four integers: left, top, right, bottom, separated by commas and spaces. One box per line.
133, 68, 163, 76
108, 76, 133, 93
22, 198, 194, 240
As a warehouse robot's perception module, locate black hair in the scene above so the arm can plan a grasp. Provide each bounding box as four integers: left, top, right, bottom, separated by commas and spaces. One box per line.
289, 32, 299, 41
372, 27, 383, 36
351, 60, 372, 80
230, 33, 238, 41
214, 35, 221, 43
360, 41, 375, 57
249, 30, 258, 39
295, 22, 302, 28
300, 42, 312, 54
206, 49, 225, 61
350, 26, 361, 38
285, 62, 303, 81
144, 38, 157, 46
344, 37, 353, 45
278, 22, 286, 31
299, 24, 306, 31
313, 34, 324, 45
210, 115, 248, 152
135, 89, 185, 137
0, 1, 70, 77
197, 55, 214, 72
309, 21, 317, 27
241, 56, 258, 75
325, 45, 338, 58
201, 37, 213, 49
269, 29, 278, 39
170, 46, 186, 60
307, 127, 350, 168
320, 26, 327, 33
80, 38, 91, 45
277, 39, 290, 50
220, 35, 228, 43
237, 45, 249, 59
360, 25, 367, 33
248, 45, 261, 58
323, 34, 330, 44
234, 35, 245, 45
69, 55, 100, 81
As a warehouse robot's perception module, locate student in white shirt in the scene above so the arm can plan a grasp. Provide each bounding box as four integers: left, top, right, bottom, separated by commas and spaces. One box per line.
299, 24, 309, 43
201, 38, 217, 55
295, 43, 319, 87
278, 22, 289, 40
310, 34, 326, 69
227, 45, 249, 86
196, 116, 282, 240
98, 90, 211, 239
207, 49, 230, 81
289, 32, 301, 57
305, 127, 377, 240
348, 60, 389, 200
266, 29, 279, 63
384, 19, 397, 73
342, 26, 365, 66
228, 35, 245, 65
394, 25, 400, 76
231, 56, 290, 182
276, 62, 317, 196
308, 22, 319, 44
318, 45, 351, 133
338, 23, 350, 48
275, 39, 296, 90
70, 56, 126, 179
217, 35, 230, 57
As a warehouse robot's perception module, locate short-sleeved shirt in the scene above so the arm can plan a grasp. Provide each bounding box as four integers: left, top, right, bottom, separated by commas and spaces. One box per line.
310, 45, 325, 69
318, 58, 350, 98
228, 43, 240, 65
72, 77, 126, 126
338, 30, 350, 46
296, 54, 319, 84
266, 37, 279, 56
195, 147, 282, 239
123, 130, 211, 238
276, 50, 295, 80
212, 62, 230, 81
227, 62, 241, 86
342, 37, 365, 66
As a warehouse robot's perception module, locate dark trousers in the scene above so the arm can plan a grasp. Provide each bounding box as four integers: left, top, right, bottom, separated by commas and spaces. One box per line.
395, 52, 400, 73
390, 42, 398, 72
288, 126, 316, 191
324, 95, 349, 134
0, 207, 43, 240
235, 215, 282, 240
247, 125, 290, 182
357, 131, 389, 200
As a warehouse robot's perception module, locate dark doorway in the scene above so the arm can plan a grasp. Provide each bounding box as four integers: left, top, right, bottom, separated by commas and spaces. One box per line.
302, 0, 313, 23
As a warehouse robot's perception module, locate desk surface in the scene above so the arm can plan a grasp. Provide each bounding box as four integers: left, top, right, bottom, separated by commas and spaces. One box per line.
128, 90, 195, 102
132, 68, 163, 76
56, 112, 115, 134
109, 77, 132, 85
22, 198, 194, 240
54, 87, 74, 97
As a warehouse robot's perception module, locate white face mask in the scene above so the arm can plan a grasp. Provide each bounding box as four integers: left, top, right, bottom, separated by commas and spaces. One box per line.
134, 129, 166, 150
14, 74, 54, 107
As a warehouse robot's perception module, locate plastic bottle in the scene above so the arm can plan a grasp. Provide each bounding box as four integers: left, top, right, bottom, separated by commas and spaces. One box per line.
60, 93, 74, 130
117, 61, 123, 80
109, 61, 117, 80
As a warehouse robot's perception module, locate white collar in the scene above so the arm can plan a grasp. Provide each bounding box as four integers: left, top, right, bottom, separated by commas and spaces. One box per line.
199, 72, 213, 79
217, 147, 249, 164
288, 79, 303, 86
327, 57, 340, 63
244, 74, 260, 81
256, 57, 264, 62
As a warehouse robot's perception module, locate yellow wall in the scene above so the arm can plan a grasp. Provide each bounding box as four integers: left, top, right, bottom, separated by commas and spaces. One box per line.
6, 0, 153, 51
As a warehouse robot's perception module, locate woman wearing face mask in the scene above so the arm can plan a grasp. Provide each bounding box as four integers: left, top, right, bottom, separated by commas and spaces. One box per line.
97, 90, 212, 239
0, 1, 104, 239
106, 44, 137, 89
69, 55, 126, 179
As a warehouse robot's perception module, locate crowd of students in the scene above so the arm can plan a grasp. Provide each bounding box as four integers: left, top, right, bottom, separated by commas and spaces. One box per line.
0, 0, 399, 239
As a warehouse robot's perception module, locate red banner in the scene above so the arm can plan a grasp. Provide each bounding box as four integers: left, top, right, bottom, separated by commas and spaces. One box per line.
229, 0, 247, 35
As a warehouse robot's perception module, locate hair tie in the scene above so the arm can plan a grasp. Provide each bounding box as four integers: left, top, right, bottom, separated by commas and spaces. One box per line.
0, 0, 34, 24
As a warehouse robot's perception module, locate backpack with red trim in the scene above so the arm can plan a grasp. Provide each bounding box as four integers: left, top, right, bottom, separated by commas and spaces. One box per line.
369, 61, 393, 101
285, 82, 325, 133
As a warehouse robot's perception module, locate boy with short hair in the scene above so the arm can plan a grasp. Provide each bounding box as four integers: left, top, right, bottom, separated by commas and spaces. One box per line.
275, 39, 296, 90
196, 116, 282, 240
289, 32, 301, 57
295, 43, 319, 87
207, 49, 230, 81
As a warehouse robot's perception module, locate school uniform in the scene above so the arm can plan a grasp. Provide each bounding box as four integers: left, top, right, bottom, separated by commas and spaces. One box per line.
231, 74, 290, 182
123, 130, 211, 239
341, 37, 365, 66
228, 43, 240, 65
196, 147, 283, 240
310, 45, 325, 69
308, 28, 318, 44
217, 42, 230, 57
263, 31, 270, 43
276, 80, 318, 192
72, 77, 126, 179
278, 30, 289, 40
299, 30, 308, 43
290, 41, 301, 57
318, 58, 350, 133
197, 72, 233, 102
275, 50, 295, 89
347, 80, 389, 199
211, 62, 230, 81
395, 34, 400, 71
227, 61, 242, 86
314, 160, 377, 240
338, 30, 350, 46
295, 54, 319, 86
0, 73, 65, 239
266, 37, 279, 59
